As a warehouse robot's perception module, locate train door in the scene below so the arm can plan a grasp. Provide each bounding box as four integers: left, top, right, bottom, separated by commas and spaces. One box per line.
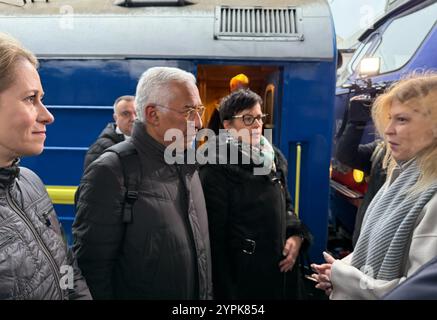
196, 64, 281, 145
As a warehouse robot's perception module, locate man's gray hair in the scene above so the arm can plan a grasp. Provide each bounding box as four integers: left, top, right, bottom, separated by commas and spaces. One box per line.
113, 95, 135, 112
135, 67, 197, 122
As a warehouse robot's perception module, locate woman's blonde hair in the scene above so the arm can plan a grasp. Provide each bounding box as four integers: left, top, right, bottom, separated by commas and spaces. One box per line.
372, 72, 437, 192
0, 32, 38, 93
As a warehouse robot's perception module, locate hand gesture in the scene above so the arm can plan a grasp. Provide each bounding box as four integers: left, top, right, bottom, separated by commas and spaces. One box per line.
311, 251, 336, 296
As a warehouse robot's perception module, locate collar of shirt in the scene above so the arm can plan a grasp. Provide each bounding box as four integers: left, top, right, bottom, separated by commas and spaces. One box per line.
115, 125, 129, 140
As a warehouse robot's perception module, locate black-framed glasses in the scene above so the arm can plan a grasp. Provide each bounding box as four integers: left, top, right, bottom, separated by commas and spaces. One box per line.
232, 113, 268, 126
154, 104, 205, 121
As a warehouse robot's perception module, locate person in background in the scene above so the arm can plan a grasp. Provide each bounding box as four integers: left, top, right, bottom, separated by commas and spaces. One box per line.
207, 73, 250, 135
199, 89, 312, 299
229, 73, 250, 92
73, 67, 213, 300
312, 74, 437, 299
335, 95, 388, 247
83, 95, 136, 170
0, 32, 91, 300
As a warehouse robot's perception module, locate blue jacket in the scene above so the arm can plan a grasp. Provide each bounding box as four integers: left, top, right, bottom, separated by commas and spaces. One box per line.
384, 256, 437, 300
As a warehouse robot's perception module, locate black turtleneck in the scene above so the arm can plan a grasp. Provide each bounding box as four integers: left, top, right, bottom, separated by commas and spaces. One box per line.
0, 159, 20, 191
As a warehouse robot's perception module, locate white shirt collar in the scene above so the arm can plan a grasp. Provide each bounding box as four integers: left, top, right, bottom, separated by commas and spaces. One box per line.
115, 125, 129, 140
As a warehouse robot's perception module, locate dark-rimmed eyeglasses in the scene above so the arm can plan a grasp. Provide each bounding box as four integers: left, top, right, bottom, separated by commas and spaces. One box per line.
153, 104, 205, 121
232, 113, 268, 126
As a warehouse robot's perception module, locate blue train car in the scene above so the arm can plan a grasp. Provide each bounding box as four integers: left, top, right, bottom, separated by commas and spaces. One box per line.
0, 0, 337, 262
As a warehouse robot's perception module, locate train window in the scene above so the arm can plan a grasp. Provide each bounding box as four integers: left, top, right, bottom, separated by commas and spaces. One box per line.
263, 84, 275, 129
337, 34, 378, 86
350, 38, 376, 73
371, 2, 437, 74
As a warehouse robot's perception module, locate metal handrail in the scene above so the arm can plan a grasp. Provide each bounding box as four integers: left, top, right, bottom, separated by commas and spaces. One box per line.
294, 142, 301, 217
46, 185, 77, 205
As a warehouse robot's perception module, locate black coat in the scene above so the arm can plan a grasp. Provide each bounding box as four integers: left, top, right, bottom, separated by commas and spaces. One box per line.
83, 122, 125, 170
199, 138, 311, 299
335, 122, 387, 246
0, 162, 91, 300
73, 121, 213, 300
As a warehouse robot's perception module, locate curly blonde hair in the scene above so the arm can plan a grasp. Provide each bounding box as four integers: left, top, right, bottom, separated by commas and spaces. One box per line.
0, 32, 38, 93
372, 73, 437, 192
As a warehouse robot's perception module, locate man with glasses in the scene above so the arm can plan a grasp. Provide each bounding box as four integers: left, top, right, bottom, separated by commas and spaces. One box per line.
83, 95, 136, 170
151, 103, 205, 152
73, 67, 213, 300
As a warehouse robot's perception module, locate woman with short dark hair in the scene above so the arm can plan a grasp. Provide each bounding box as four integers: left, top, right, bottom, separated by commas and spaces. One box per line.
199, 89, 312, 299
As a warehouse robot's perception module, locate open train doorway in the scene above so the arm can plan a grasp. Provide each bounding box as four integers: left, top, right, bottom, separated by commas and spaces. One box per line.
197, 65, 281, 144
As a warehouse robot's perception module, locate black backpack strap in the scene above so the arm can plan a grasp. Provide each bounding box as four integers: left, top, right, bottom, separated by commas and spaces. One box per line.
105, 142, 140, 224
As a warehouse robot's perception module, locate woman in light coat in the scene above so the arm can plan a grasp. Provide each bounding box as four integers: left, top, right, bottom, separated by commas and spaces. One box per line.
312, 74, 437, 299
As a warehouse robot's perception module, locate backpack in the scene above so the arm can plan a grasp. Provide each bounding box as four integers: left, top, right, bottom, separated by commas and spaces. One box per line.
104, 142, 141, 224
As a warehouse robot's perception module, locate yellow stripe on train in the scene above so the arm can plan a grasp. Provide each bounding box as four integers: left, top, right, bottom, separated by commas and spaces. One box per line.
46, 186, 77, 205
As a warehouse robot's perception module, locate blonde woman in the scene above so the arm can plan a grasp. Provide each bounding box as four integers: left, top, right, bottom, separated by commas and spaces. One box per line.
312, 74, 437, 299
0, 33, 91, 299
